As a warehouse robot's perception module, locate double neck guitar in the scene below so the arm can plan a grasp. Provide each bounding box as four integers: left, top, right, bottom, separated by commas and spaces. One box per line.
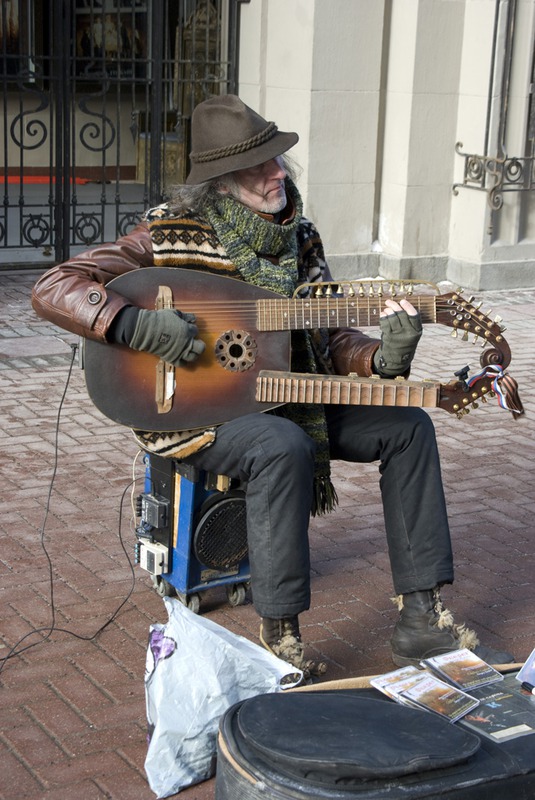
82, 267, 512, 431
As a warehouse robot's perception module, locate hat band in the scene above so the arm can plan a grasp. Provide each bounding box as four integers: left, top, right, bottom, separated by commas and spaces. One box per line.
191, 121, 278, 164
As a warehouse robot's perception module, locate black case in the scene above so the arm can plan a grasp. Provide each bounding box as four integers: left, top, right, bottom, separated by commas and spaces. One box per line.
216, 689, 535, 799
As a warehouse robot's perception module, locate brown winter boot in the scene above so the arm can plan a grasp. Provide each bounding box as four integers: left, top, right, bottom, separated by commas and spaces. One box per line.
260, 616, 327, 678
391, 588, 514, 667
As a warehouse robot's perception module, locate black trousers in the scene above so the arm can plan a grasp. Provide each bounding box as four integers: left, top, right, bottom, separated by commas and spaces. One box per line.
184, 406, 454, 619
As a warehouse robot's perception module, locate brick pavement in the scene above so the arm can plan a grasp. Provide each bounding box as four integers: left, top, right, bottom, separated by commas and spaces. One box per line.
1, 270, 534, 800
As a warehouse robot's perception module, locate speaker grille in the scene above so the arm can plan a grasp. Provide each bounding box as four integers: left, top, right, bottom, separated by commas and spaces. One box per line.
193, 493, 248, 569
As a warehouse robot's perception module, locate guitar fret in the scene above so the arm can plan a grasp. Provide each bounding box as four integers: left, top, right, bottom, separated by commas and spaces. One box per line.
257, 295, 440, 331
304, 300, 310, 328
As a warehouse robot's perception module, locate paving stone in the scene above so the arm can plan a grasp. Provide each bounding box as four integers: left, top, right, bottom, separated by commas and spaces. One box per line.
1, 271, 534, 799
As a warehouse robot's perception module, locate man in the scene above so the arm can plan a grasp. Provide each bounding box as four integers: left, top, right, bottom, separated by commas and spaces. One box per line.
32, 94, 512, 674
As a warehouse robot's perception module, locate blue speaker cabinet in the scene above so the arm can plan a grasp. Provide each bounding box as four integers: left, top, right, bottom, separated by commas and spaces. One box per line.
135, 453, 250, 613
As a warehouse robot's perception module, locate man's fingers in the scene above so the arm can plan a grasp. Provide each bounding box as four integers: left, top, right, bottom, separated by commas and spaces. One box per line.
399, 298, 418, 316
380, 298, 418, 317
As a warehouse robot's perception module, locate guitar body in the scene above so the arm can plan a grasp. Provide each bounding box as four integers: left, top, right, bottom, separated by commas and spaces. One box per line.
83, 268, 291, 431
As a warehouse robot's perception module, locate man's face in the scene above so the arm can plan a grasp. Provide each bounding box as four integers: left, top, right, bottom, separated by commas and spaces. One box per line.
231, 156, 288, 214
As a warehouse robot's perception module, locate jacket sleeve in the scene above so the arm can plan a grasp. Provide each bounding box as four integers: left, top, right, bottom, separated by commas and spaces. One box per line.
329, 328, 380, 377
31, 223, 154, 341
318, 262, 381, 377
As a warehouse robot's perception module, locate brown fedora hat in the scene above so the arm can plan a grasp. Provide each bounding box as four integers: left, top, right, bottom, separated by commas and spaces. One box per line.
186, 94, 299, 185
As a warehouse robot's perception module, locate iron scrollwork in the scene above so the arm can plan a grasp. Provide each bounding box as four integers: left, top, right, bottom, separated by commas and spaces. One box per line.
452, 141, 535, 211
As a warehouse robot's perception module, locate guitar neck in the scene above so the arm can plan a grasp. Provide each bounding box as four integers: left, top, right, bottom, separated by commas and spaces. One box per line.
256, 371, 441, 409
256, 294, 437, 331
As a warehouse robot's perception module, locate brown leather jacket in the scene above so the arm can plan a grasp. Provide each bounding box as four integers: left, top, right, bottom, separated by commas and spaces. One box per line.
31, 221, 380, 377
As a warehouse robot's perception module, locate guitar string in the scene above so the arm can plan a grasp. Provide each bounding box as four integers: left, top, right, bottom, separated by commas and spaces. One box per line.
165, 296, 441, 326
161, 296, 503, 341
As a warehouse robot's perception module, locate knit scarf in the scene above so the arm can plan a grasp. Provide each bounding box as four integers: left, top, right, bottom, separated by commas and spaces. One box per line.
203, 180, 338, 515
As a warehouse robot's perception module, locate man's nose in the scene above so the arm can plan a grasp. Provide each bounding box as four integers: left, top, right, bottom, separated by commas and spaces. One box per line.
267, 157, 287, 179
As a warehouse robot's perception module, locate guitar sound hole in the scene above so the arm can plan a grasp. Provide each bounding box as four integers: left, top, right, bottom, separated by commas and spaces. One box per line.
215, 329, 258, 372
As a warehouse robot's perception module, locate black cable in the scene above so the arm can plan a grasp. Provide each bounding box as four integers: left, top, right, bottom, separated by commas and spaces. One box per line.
0, 343, 137, 676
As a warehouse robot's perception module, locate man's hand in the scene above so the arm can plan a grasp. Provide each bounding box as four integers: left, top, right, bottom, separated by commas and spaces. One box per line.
129, 308, 205, 366
373, 298, 422, 377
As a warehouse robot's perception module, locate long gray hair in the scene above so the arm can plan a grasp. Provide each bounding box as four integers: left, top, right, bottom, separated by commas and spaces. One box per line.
165, 153, 301, 215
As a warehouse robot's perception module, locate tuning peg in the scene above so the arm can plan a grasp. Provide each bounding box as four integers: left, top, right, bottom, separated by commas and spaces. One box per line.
462, 330, 469, 341
467, 295, 475, 303
450, 328, 458, 338
358, 283, 365, 297
454, 365, 470, 383
389, 283, 397, 297
347, 283, 355, 297
325, 284, 333, 297
471, 402, 479, 409
474, 301, 483, 310
494, 315, 503, 324
484, 308, 493, 317
369, 283, 375, 296
472, 335, 479, 345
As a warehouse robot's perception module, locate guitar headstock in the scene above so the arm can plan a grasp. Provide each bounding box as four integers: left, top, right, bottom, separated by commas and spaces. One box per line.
439, 367, 523, 420
439, 374, 497, 418
436, 291, 511, 370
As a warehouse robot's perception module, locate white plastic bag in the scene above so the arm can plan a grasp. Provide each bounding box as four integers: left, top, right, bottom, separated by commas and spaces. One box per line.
144, 596, 303, 798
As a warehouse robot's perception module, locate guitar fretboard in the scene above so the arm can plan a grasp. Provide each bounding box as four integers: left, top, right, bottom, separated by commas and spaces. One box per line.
255, 371, 441, 408
256, 296, 438, 331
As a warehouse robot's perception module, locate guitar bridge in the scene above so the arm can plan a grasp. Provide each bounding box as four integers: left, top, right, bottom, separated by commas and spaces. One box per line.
156, 284, 175, 413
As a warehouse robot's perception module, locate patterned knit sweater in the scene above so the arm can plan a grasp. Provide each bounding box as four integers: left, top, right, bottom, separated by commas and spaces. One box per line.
145, 203, 327, 284
132, 204, 332, 460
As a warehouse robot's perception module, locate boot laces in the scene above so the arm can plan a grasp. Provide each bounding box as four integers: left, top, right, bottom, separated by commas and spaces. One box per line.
392, 589, 479, 650
260, 618, 327, 677
431, 588, 479, 649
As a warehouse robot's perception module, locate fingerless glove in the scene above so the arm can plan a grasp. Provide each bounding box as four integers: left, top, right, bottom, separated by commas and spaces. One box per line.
373, 310, 422, 377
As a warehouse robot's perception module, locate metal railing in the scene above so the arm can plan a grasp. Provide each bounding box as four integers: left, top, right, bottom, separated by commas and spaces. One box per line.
1, 0, 246, 267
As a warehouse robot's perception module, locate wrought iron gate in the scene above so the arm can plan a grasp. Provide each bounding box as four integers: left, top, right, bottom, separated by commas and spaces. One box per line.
1, 0, 245, 269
